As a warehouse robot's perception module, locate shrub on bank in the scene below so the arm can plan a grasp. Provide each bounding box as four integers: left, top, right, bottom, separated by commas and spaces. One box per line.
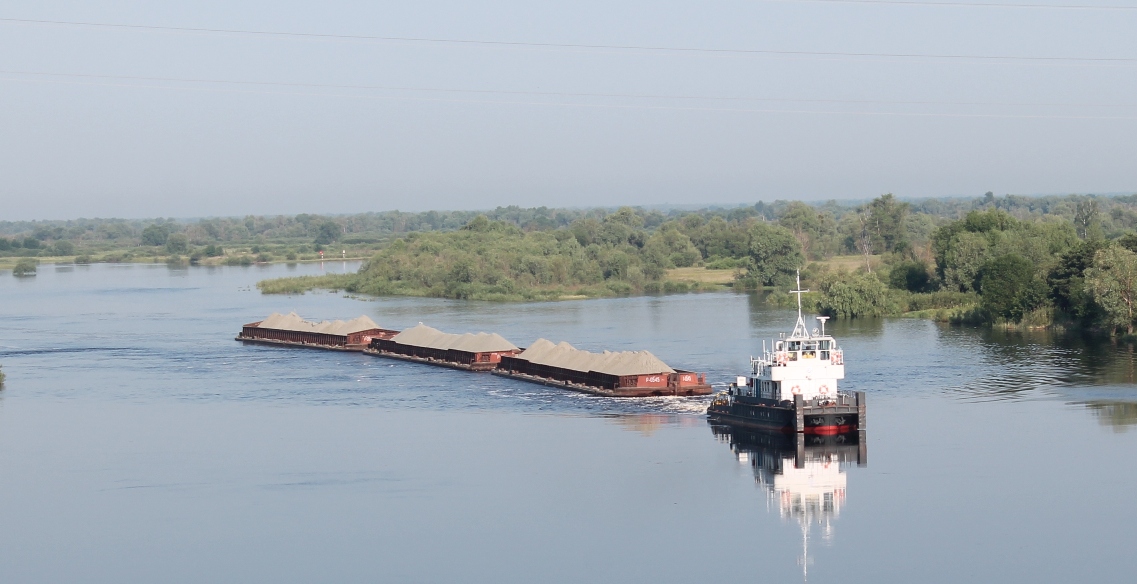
12, 258, 36, 277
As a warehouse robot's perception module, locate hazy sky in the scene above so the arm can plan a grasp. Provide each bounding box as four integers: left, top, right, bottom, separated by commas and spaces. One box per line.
1, 0, 1134, 220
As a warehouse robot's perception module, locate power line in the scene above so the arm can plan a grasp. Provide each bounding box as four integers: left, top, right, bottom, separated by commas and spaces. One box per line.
3, 70, 1136, 120
1, 16, 1134, 64
764, 0, 1137, 10
2, 68, 1134, 109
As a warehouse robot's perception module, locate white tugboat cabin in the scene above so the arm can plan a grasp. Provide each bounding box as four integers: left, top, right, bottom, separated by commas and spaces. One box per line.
742, 275, 845, 403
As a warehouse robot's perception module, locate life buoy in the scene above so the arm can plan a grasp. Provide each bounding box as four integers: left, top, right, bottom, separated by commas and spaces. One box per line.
831, 351, 843, 365
791, 385, 802, 395
819, 384, 830, 396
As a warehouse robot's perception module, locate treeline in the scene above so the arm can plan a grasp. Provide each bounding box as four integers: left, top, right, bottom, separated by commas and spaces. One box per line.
788, 199, 1137, 337
259, 209, 793, 300
7, 193, 1137, 259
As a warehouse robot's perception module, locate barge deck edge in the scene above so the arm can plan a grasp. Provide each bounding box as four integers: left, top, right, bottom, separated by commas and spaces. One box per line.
235, 336, 364, 352
492, 370, 713, 397
362, 349, 496, 371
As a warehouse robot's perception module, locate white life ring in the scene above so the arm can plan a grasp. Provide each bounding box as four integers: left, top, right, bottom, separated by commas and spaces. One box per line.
791, 385, 801, 395
819, 384, 830, 396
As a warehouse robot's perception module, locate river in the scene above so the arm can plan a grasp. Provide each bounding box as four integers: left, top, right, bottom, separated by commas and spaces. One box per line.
2, 261, 1136, 583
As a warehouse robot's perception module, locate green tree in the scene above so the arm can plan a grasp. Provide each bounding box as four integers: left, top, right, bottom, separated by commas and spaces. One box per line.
818, 272, 892, 318
50, 240, 76, 256
778, 202, 822, 257
1086, 246, 1137, 335
746, 223, 804, 286
866, 193, 909, 253
165, 233, 189, 254
888, 260, 932, 292
12, 258, 36, 277
140, 224, 169, 246
1074, 199, 1102, 240
941, 231, 989, 292
979, 254, 1047, 322
314, 221, 341, 245
1048, 240, 1107, 323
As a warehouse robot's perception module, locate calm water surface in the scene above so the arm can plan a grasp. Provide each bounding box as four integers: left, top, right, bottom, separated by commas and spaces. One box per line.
2, 262, 1136, 583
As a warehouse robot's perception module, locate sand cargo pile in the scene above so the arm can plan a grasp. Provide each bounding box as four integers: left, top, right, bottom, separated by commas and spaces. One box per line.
237, 312, 397, 351
495, 339, 712, 397
237, 316, 710, 397
366, 323, 522, 371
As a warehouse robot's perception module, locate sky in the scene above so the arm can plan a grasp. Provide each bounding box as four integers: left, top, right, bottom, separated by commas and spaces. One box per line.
0, 0, 1134, 220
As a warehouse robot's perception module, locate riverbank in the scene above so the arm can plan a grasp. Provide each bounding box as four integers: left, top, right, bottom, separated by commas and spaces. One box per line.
257, 267, 733, 301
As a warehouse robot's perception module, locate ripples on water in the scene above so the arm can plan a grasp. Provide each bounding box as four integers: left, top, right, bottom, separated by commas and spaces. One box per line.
5, 263, 1137, 583
3, 263, 1136, 427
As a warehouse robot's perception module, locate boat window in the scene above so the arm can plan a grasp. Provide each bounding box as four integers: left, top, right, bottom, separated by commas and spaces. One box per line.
818, 340, 830, 350
787, 341, 801, 352
820, 350, 829, 360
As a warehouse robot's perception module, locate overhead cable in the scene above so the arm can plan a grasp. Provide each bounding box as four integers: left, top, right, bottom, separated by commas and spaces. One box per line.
763, 0, 1137, 10
3, 71, 1136, 120
1, 68, 1134, 109
0, 16, 1134, 63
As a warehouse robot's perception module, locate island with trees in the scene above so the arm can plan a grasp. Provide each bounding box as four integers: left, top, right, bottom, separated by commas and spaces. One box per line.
4, 192, 1137, 336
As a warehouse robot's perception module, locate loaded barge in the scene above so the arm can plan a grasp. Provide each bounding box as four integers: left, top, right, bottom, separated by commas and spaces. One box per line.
365, 323, 521, 371
237, 314, 711, 397
237, 312, 397, 351
707, 274, 865, 434
495, 339, 712, 397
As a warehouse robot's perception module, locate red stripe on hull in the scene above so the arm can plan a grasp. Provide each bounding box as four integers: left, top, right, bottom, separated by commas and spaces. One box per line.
805, 424, 856, 435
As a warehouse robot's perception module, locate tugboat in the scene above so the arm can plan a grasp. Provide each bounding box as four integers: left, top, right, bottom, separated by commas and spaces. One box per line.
707, 273, 865, 434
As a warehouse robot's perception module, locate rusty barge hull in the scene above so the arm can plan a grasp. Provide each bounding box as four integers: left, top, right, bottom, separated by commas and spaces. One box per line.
362, 349, 499, 371
235, 336, 368, 352
491, 370, 713, 397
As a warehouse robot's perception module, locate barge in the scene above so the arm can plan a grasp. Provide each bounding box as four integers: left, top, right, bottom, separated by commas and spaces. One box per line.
495, 338, 712, 397
365, 323, 521, 371
237, 312, 397, 351
707, 274, 864, 434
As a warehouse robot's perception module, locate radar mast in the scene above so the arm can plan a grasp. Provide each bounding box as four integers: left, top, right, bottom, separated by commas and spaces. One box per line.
790, 270, 810, 339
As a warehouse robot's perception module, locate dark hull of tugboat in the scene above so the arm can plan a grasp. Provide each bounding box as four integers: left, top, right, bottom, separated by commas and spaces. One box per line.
706, 392, 865, 435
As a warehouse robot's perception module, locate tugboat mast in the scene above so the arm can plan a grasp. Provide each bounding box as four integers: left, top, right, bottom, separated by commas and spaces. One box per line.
789, 270, 810, 339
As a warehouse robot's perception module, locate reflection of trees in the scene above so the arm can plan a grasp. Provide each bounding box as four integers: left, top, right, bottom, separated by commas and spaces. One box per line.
942, 325, 1137, 402
944, 327, 1137, 429
1085, 402, 1137, 432
746, 292, 885, 338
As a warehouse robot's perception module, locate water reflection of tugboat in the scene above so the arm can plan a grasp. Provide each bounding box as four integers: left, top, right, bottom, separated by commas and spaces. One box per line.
708, 273, 865, 435
712, 422, 867, 582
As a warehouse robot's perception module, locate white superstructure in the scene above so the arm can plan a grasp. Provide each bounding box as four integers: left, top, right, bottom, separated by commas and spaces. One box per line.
735, 274, 845, 402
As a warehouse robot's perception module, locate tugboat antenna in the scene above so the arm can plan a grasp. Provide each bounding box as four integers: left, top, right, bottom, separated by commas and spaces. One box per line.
790, 270, 810, 338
